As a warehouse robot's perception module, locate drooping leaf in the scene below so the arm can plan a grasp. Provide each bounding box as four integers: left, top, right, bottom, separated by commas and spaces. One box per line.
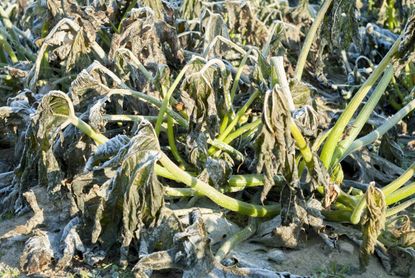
320, 0, 361, 51
88, 122, 164, 265
109, 8, 184, 70
4, 91, 75, 213
254, 85, 297, 202
360, 184, 386, 268
394, 12, 415, 74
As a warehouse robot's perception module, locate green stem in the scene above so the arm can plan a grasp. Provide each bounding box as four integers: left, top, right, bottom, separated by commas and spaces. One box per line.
167, 115, 186, 166
112, 89, 188, 128
321, 209, 352, 223
155, 65, 190, 135
0, 33, 18, 63
333, 65, 394, 165
227, 174, 285, 188
350, 194, 367, 224
382, 163, 415, 196
0, 6, 18, 43
209, 139, 244, 160
155, 164, 179, 181
164, 187, 201, 197
214, 218, 258, 261
66, 99, 280, 217
228, 174, 265, 187
294, 0, 334, 81
290, 122, 313, 166
386, 199, 415, 217
343, 97, 415, 160
159, 152, 280, 217
0, 27, 35, 61
218, 90, 259, 141
220, 51, 252, 133
69, 117, 109, 145
209, 90, 259, 154
223, 119, 262, 144
385, 182, 415, 205
102, 115, 159, 122
320, 37, 401, 169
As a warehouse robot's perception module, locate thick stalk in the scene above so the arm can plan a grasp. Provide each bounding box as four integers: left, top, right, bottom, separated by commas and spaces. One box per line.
382, 163, 415, 196
290, 122, 313, 166
386, 199, 415, 217
155, 164, 179, 181
159, 152, 280, 217
70, 117, 109, 145
350, 193, 368, 224
112, 89, 188, 128
320, 38, 401, 168
0, 33, 18, 63
209, 139, 244, 160
228, 174, 265, 187
102, 115, 158, 122
223, 119, 261, 144
165, 187, 201, 197
155, 65, 190, 135
208, 90, 259, 154
343, 98, 415, 160
295, 0, 334, 81
167, 115, 186, 166
214, 218, 258, 261
333, 65, 394, 165
271, 56, 295, 112
385, 182, 415, 205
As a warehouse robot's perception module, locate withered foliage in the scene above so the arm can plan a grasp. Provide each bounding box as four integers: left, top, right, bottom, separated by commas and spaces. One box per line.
0, 0, 415, 277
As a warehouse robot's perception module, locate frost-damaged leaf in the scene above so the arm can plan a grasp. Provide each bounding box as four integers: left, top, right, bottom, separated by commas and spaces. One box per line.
133, 210, 306, 277
84, 134, 130, 171
181, 61, 231, 168
360, 185, 386, 268
394, 12, 415, 74
68, 61, 122, 112
56, 217, 85, 270
205, 157, 232, 188
109, 7, 184, 70
3, 91, 74, 213
181, 0, 203, 20
180, 64, 222, 138
320, 0, 360, 51
202, 11, 229, 51
225, 1, 269, 47
90, 122, 164, 265
20, 230, 55, 275
0, 100, 33, 168
254, 86, 297, 203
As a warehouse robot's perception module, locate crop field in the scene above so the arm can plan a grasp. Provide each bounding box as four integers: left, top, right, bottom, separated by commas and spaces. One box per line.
0, 0, 415, 277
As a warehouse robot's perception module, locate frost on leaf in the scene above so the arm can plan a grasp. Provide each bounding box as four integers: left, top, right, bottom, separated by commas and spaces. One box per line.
82, 122, 164, 265
3, 91, 74, 213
